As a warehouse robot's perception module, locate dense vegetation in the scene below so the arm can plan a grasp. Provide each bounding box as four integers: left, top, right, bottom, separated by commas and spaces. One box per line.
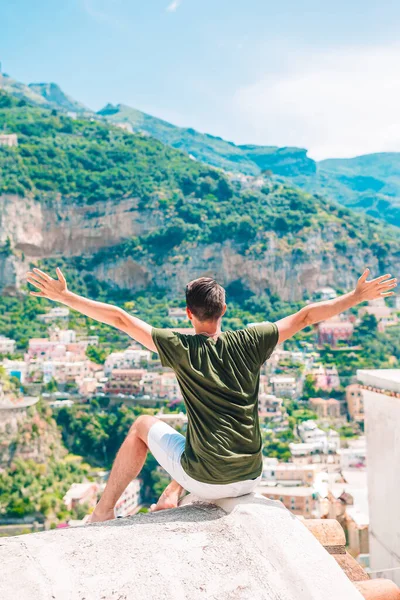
55, 402, 177, 503
0, 456, 91, 521
100, 103, 400, 227
1, 90, 398, 266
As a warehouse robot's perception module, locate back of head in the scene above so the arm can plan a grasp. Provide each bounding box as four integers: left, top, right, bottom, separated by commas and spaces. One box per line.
185, 277, 226, 322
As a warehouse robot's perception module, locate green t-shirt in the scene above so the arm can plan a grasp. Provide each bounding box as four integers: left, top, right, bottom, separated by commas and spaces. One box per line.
151, 322, 279, 485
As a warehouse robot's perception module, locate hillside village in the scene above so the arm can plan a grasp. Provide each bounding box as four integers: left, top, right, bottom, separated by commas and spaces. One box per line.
1, 66, 400, 593
1, 289, 399, 567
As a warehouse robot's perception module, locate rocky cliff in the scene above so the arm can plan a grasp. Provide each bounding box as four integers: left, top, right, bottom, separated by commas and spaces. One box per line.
1, 192, 397, 302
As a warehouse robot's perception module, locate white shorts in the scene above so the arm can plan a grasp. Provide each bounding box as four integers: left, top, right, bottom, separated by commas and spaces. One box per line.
147, 420, 262, 500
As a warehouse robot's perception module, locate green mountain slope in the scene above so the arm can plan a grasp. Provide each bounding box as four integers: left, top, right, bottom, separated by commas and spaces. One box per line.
98, 103, 261, 174
98, 103, 316, 177
0, 89, 398, 307
4, 72, 399, 227
291, 153, 400, 227
97, 104, 400, 227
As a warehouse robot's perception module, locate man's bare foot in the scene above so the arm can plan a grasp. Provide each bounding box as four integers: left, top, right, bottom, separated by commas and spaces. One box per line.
90, 506, 115, 523
150, 489, 181, 512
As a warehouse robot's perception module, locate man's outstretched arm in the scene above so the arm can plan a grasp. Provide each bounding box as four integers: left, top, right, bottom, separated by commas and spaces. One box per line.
275, 268, 397, 344
26, 267, 157, 352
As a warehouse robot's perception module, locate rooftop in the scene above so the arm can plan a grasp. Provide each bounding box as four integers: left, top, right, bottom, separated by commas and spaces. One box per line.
1, 493, 397, 599
357, 369, 400, 393
257, 484, 315, 496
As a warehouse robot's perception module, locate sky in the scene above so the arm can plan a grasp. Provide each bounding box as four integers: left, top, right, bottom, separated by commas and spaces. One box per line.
1, 0, 400, 159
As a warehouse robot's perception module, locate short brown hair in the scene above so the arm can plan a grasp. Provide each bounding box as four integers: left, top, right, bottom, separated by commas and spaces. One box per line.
185, 277, 226, 321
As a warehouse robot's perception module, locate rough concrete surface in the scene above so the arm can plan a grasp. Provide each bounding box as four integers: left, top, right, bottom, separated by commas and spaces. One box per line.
0, 493, 363, 600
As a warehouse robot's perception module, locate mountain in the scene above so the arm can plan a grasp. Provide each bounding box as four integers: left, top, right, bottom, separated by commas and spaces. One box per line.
0, 89, 398, 307
28, 82, 89, 114
290, 153, 400, 228
98, 103, 315, 177
98, 105, 400, 228
0, 71, 90, 115
3, 71, 399, 227
0, 72, 50, 107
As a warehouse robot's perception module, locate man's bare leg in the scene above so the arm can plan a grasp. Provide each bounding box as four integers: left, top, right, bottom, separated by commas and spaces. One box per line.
91, 415, 159, 523
150, 479, 185, 512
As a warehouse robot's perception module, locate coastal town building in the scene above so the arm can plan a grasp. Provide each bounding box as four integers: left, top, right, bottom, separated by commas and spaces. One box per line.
258, 393, 284, 420
295, 420, 340, 455
357, 368, 400, 586
115, 121, 133, 133
105, 369, 146, 395
269, 375, 297, 398
38, 306, 70, 323
155, 411, 187, 429
317, 317, 354, 347
0, 133, 18, 147
257, 484, 317, 518
104, 347, 151, 375
262, 458, 318, 486
63, 483, 99, 511
167, 307, 188, 321
338, 437, 367, 470
309, 397, 341, 419
358, 298, 399, 332
115, 479, 141, 517
2, 359, 28, 383
309, 364, 341, 390
312, 287, 337, 301
346, 384, 364, 423
0, 336, 16, 355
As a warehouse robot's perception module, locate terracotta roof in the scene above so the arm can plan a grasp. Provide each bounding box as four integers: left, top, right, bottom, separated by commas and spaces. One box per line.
303, 518, 400, 599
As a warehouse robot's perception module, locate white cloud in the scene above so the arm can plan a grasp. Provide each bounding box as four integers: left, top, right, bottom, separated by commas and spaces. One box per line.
82, 0, 126, 29
233, 44, 400, 159
166, 0, 182, 12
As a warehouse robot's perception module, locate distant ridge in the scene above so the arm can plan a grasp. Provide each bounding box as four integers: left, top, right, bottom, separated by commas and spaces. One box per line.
2, 70, 400, 227
29, 82, 89, 114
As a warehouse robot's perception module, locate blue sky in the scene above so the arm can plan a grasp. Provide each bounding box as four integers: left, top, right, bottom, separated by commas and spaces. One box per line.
1, 0, 400, 159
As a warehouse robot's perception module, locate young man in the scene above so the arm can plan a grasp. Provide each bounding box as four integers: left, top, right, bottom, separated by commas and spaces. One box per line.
26, 267, 396, 521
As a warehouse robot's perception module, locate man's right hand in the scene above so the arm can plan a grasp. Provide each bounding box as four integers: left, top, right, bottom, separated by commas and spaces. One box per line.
26, 267, 68, 302
354, 268, 397, 302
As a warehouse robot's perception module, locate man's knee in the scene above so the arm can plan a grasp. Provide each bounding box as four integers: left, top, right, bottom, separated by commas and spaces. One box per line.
129, 415, 159, 443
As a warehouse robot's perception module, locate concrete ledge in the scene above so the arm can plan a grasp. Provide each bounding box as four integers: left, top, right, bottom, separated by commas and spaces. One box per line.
355, 579, 400, 600
0, 493, 364, 600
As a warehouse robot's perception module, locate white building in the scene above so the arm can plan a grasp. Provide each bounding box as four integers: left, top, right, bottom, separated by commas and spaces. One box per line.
357, 369, 400, 586
50, 329, 76, 344
0, 133, 18, 147
63, 482, 99, 511
104, 347, 151, 376
0, 336, 16, 355
115, 479, 141, 517
338, 437, 367, 470
258, 393, 283, 420
38, 306, 70, 323
313, 287, 337, 301
2, 359, 28, 383
115, 121, 133, 133
42, 359, 90, 384
297, 420, 340, 454
155, 411, 188, 429
168, 307, 188, 321
270, 375, 298, 398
